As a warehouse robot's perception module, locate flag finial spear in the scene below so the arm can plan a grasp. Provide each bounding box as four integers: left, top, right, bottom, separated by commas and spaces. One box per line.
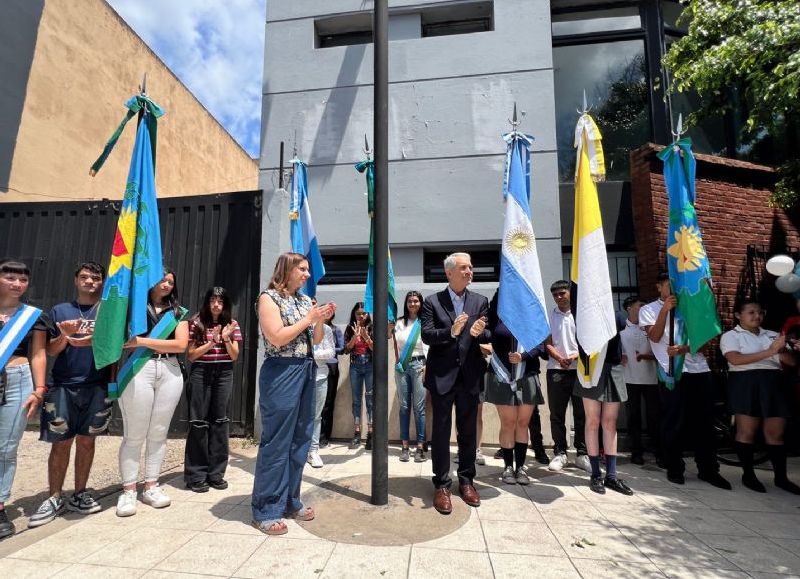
139, 73, 147, 96
578, 89, 592, 115
509, 102, 520, 131
364, 133, 372, 160
671, 113, 686, 143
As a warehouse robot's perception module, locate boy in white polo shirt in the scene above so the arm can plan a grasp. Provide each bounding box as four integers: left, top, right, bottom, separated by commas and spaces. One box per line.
620, 296, 660, 466
639, 273, 730, 489
545, 280, 589, 473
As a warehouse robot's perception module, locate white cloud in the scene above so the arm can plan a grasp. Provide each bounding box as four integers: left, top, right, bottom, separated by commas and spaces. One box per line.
107, 0, 266, 157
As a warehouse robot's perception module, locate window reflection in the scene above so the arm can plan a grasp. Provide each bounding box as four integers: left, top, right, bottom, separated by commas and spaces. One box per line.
553, 40, 651, 181
661, 1, 687, 32
552, 8, 641, 37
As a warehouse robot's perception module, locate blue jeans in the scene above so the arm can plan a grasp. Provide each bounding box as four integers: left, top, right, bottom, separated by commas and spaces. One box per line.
0, 365, 32, 503
252, 357, 315, 523
309, 373, 328, 453
396, 358, 426, 443
349, 357, 373, 426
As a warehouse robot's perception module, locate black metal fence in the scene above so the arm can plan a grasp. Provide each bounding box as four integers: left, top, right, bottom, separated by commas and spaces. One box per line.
0, 190, 262, 435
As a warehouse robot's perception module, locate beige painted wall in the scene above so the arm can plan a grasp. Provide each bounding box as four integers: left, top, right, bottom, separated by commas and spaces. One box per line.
3, 0, 257, 203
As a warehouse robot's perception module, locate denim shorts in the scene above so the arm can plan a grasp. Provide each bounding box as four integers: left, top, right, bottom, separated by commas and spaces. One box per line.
39, 384, 112, 442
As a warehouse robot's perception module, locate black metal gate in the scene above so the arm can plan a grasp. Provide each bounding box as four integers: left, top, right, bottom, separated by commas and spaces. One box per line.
0, 190, 262, 435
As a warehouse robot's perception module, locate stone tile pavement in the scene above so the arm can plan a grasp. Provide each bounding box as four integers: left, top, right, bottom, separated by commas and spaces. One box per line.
2, 444, 800, 578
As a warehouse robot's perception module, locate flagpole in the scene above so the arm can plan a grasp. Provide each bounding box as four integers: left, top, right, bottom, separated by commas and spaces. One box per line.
371, 0, 389, 506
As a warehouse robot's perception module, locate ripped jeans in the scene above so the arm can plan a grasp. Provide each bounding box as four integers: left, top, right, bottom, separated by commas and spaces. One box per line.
39, 384, 111, 442
184, 362, 234, 485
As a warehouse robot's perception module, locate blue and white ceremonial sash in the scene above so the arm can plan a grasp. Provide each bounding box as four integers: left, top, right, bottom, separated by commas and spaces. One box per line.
0, 304, 42, 371
490, 351, 526, 392
108, 307, 188, 399
395, 319, 422, 373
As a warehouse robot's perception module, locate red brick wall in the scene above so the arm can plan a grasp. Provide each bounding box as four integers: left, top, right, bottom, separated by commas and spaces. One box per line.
630, 143, 800, 331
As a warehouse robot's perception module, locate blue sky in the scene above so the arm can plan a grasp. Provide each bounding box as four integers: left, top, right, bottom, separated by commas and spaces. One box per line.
107, 0, 267, 158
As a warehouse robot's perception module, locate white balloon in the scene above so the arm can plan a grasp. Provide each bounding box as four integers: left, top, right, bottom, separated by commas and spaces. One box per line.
776, 273, 800, 293
766, 254, 795, 276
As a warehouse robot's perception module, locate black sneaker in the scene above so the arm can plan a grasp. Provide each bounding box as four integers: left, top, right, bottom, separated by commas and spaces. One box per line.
590, 476, 606, 494
349, 434, 361, 449
423, 441, 429, 453
68, 490, 102, 514
319, 437, 330, 449
604, 477, 634, 496
414, 448, 426, 463
399, 447, 410, 462
365, 432, 373, 451
0, 509, 14, 540
493, 448, 503, 460
186, 481, 210, 493
208, 479, 229, 490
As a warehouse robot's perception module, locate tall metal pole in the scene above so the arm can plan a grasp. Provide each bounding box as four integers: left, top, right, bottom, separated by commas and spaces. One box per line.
371, 0, 389, 506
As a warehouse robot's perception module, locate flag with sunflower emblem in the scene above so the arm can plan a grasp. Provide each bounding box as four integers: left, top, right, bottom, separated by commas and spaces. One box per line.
571, 114, 617, 387
91, 95, 164, 369
658, 138, 721, 355
498, 131, 549, 351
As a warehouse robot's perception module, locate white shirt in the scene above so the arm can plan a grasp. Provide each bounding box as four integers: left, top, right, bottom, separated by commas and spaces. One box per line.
313, 325, 335, 379
639, 299, 710, 374
394, 318, 428, 359
547, 307, 578, 370
620, 320, 658, 385
720, 325, 782, 372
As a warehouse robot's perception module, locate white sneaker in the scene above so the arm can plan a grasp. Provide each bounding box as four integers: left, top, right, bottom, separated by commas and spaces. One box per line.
141, 485, 171, 509
116, 490, 138, 517
575, 454, 592, 473
548, 453, 568, 472
475, 449, 486, 466
308, 451, 324, 468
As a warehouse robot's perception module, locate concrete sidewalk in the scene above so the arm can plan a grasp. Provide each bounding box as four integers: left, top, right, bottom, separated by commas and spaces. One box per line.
2, 444, 800, 578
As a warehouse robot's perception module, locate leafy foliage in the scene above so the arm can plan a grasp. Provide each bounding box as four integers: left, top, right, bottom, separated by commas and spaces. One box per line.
663, 1, 800, 206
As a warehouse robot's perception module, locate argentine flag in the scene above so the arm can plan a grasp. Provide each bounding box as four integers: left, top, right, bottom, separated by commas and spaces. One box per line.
290, 159, 325, 297
498, 132, 550, 351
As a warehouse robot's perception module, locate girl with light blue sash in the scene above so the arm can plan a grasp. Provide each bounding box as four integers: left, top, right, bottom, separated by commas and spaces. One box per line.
392, 291, 428, 463
0, 259, 47, 540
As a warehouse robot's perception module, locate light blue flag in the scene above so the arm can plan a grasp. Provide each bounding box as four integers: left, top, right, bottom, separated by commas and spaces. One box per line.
93, 95, 164, 368
290, 159, 325, 297
498, 131, 550, 351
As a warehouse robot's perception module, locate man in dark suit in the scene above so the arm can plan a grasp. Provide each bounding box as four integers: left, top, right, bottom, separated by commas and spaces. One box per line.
421, 252, 490, 515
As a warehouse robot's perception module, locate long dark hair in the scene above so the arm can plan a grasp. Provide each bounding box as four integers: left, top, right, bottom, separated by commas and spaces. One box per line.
344, 301, 372, 341
149, 266, 181, 316
194, 286, 232, 337
400, 290, 424, 322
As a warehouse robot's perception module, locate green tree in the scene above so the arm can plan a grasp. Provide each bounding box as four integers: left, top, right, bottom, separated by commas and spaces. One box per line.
663, 1, 800, 207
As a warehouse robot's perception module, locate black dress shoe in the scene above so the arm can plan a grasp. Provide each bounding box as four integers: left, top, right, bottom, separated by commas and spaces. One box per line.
604, 477, 634, 496
186, 481, 210, 493
630, 453, 645, 466
208, 479, 229, 490
698, 472, 732, 490
667, 473, 685, 485
590, 476, 606, 494
533, 447, 550, 465
0, 509, 14, 540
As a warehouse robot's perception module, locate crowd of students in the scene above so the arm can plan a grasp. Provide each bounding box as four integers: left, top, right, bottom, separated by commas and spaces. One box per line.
2, 251, 799, 540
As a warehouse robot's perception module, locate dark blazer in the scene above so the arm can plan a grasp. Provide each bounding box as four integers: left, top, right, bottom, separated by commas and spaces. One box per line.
421, 288, 491, 395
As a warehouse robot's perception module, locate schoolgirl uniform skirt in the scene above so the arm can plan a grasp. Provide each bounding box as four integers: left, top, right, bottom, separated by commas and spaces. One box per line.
484, 372, 545, 406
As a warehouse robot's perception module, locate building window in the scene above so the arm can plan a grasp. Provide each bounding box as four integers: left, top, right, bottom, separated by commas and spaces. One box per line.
423, 248, 500, 284
553, 39, 651, 181
318, 252, 368, 284
315, 1, 493, 48
551, 7, 641, 37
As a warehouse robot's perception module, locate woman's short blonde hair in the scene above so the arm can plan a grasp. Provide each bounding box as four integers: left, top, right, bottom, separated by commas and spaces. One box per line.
268, 252, 308, 295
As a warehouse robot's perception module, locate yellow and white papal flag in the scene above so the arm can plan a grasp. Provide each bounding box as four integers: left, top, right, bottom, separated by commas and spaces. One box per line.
570, 113, 617, 387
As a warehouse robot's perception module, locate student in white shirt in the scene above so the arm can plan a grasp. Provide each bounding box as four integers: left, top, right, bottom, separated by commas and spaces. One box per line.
545, 280, 589, 473
619, 296, 660, 465
720, 301, 799, 494
639, 273, 730, 489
